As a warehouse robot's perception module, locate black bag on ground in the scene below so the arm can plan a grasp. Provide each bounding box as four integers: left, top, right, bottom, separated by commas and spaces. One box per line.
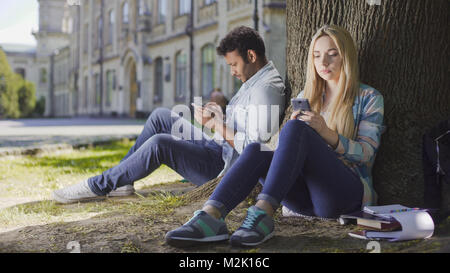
422, 118, 450, 223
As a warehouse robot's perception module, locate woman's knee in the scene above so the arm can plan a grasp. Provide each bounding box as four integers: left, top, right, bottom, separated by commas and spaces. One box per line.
279, 119, 311, 141
242, 142, 264, 156
284, 119, 310, 132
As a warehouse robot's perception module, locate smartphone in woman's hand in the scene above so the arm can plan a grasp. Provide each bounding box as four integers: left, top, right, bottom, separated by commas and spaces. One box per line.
291, 98, 311, 112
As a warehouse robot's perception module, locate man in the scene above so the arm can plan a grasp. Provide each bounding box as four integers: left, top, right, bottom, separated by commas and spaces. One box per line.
209, 88, 228, 114
52, 26, 286, 204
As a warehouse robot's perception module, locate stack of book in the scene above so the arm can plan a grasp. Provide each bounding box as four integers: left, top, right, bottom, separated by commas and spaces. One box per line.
339, 204, 435, 241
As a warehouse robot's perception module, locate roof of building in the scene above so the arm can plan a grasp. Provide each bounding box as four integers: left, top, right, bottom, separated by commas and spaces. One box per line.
0, 43, 37, 54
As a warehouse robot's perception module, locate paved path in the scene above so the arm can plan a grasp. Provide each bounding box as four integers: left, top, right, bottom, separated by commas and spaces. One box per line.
0, 118, 146, 154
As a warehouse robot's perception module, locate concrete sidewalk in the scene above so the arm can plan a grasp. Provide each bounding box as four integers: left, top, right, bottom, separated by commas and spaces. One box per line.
0, 118, 146, 156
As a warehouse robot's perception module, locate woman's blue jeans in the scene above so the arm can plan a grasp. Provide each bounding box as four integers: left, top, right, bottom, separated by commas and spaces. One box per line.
206, 119, 363, 219
87, 107, 225, 195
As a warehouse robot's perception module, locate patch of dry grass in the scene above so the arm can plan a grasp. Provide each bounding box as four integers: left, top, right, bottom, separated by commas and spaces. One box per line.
0, 140, 184, 233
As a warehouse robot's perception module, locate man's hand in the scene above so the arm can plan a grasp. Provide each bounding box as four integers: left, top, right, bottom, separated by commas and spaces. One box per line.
204, 102, 224, 123
193, 104, 213, 129
193, 102, 235, 147
193, 102, 224, 130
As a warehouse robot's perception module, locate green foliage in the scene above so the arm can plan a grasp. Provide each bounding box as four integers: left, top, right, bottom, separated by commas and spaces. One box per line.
0, 49, 18, 118
33, 96, 46, 117
18, 80, 36, 118
0, 48, 37, 118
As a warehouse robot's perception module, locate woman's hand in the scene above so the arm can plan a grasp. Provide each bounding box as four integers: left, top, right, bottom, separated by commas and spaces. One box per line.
297, 111, 328, 136
299, 111, 340, 149
290, 110, 302, 120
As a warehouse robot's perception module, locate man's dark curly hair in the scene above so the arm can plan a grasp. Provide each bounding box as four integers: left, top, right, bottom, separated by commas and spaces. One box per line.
216, 26, 266, 63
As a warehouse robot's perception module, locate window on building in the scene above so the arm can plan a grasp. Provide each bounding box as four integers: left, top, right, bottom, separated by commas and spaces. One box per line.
40, 68, 47, 84
122, 2, 129, 24
157, 0, 166, 24
84, 76, 88, 108
204, 0, 217, 5
175, 52, 187, 100
179, 0, 191, 15
73, 72, 79, 111
84, 24, 89, 53
201, 44, 215, 98
122, 2, 129, 38
138, 0, 147, 16
154, 58, 163, 102
55, 64, 60, 85
106, 70, 115, 107
97, 16, 103, 49
94, 73, 101, 106
108, 10, 114, 45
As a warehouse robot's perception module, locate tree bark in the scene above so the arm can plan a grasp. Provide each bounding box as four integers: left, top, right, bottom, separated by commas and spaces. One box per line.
286, 0, 450, 206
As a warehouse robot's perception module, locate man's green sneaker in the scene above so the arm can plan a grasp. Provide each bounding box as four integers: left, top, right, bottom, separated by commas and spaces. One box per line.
165, 210, 229, 247
230, 206, 274, 247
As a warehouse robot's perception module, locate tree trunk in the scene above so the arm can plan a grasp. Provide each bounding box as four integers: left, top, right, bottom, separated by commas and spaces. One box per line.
286, 0, 450, 206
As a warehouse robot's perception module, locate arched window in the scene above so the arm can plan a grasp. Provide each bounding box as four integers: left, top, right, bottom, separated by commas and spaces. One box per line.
201, 44, 215, 98
154, 57, 163, 102
175, 52, 187, 100
106, 70, 115, 107
97, 16, 103, 49
139, 0, 148, 16
179, 0, 191, 15
157, 0, 166, 24
84, 76, 88, 108
122, 2, 129, 24
94, 73, 101, 106
108, 10, 115, 44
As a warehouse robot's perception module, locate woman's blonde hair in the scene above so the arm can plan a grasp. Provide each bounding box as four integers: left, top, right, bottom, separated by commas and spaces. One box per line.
303, 25, 359, 139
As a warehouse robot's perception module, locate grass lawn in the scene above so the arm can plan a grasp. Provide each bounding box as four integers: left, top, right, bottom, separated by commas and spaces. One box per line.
1, 140, 449, 253
0, 139, 184, 234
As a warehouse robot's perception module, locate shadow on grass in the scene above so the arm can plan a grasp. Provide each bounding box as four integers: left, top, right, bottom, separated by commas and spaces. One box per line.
16, 141, 132, 175
1, 180, 449, 253
0, 183, 194, 253
1, 200, 449, 253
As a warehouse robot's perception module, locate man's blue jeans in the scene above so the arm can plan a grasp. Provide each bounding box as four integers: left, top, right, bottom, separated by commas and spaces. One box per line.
88, 107, 225, 195
206, 119, 363, 219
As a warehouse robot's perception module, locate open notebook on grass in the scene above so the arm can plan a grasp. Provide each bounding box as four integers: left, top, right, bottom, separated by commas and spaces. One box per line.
346, 205, 435, 241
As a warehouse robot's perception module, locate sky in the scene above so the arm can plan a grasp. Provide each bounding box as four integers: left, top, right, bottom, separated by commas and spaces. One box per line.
0, 0, 39, 46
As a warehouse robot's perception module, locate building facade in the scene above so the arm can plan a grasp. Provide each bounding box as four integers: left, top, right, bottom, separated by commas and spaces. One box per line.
4, 0, 286, 118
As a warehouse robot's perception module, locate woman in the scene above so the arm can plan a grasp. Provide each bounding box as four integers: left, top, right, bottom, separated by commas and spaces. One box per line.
165, 25, 385, 247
